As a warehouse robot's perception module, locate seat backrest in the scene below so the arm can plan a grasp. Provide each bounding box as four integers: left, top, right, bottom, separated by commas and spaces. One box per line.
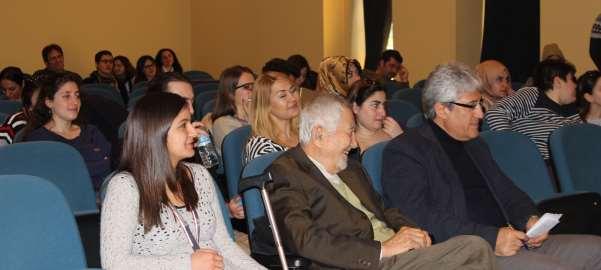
215, 181, 235, 240
202, 98, 216, 119
222, 125, 252, 198
480, 130, 557, 202
0, 175, 87, 269
240, 151, 284, 235
193, 90, 217, 120
406, 113, 425, 128
184, 70, 214, 81
0, 100, 22, 115
413, 79, 427, 89
381, 81, 408, 98
0, 112, 7, 123
391, 88, 422, 111
81, 84, 125, 107
550, 124, 601, 193
386, 100, 419, 126
0, 141, 98, 215
361, 141, 389, 196
193, 81, 219, 96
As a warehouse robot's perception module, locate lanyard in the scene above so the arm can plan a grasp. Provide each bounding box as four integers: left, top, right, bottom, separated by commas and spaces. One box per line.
168, 204, 201, 250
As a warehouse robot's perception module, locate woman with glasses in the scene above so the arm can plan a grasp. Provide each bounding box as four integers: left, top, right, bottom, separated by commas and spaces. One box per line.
346, 79, 403, 160
244, 74, 299, 163
134, 55, 158, 84
211, 66, 255, 156
316, 56, 362, 97
577, 70, 601, 126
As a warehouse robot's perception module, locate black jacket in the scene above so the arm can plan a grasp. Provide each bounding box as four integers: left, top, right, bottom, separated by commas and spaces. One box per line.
381, 124, 538, 247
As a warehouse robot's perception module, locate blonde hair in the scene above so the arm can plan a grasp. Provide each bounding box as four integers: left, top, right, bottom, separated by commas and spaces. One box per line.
250, 74, 299, 144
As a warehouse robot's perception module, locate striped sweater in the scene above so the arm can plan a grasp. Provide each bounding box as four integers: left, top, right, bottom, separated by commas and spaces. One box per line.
484, 87, 582, 160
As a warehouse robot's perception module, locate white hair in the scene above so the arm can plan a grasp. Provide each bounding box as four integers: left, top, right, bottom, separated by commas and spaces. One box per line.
422, 62, 482, 119
299, 94, 348, 145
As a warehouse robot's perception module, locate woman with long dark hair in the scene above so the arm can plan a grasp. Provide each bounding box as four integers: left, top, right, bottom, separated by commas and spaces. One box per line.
134, 55, 158, 84
23, 71, 111, 190
101, 92, 264, 269
577, 70, 601, 125
156, 48, 183, 74
0, 77, 40, 145
113, 55, 136, 103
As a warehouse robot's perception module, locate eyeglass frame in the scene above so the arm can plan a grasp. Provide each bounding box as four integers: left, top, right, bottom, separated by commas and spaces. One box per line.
448, 98, 485, 110
234, 82, 254, 91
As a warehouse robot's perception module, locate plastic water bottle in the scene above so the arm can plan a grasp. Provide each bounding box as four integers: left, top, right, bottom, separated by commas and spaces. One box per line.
196, 134, 219, 168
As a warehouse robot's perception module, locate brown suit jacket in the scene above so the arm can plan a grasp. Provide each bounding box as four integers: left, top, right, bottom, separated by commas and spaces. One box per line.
267, 146, 417, 270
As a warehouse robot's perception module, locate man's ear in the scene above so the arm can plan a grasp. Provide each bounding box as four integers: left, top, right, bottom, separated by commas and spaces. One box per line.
311, 126, 324, 146
433, 102, 449, 120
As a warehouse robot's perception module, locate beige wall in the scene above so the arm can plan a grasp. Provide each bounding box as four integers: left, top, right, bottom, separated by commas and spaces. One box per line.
541, 0, 601, 73
392, 0, 483, 82
190, 1, 323, 78
0, 0, 191, 77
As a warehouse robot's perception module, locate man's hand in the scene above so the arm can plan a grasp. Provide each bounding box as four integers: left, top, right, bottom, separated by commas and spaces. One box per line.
525, 216, 548, 248
495, 227, 527, 256
381, 226, 431, 258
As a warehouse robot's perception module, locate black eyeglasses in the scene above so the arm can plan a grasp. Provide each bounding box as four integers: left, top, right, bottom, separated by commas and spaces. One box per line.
234, 82, 253, 91
449, 98, 484, 110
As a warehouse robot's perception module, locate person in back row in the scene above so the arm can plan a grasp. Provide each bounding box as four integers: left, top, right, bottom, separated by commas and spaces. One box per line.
485, 59, 582, 161
83, 50, 118, 89
475, 60, 515, 112
266, 94, 497, 269
382, 62, 601, 270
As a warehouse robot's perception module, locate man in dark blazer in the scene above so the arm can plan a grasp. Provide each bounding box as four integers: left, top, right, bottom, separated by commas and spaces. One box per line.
267, 94, 496, 270
382, 63, 601, 270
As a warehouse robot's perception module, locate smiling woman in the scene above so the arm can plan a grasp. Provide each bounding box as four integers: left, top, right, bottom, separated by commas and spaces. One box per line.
245, 74, 300, 163
23, 71, 111, 190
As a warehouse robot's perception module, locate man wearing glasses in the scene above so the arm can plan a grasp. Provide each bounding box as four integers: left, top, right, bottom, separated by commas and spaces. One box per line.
381, 63, 601, 269
83, 50, 118, 89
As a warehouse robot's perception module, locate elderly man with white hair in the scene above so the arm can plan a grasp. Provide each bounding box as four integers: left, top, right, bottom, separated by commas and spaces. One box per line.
265, 94, 497, 269
381, 63, 601, 270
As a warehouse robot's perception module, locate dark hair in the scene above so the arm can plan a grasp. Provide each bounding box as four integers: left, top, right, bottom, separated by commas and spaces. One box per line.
134, 55, 156, 84
347, 79, 385, 106
155, 48, 183, 74
94, 50, 113, 64
0, 66, 26, 87
21, 78, 40, 109
380, 50, 403, 64
42, 44, 63, 63
25, 71, 83, 135
577, 70, 601, 120
287, 54, 310, 71
113, 55, 135, 79
350, 59, 363, 76
119, 92, 198, 232
533, 59, 576, 92
262, 58, 300, 78
147, 72, 192, 94
212, 65, 255, 121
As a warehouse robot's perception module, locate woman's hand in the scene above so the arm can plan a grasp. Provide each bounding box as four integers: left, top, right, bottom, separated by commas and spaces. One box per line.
228, 195, 245, 219
191, 249, 224, 270
382, 116, 404, 138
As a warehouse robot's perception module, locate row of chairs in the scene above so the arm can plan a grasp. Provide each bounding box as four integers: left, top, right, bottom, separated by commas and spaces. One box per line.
0, 141, 236, 268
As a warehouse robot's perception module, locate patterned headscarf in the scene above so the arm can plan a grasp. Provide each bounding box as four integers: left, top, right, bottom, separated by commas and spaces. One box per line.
317, 56, 352, 97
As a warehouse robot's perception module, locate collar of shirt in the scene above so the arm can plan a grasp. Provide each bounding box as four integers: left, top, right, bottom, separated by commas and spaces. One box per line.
306, 154, 342, 185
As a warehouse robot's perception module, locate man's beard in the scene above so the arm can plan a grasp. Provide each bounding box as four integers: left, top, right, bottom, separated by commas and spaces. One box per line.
335, 155, 348, 171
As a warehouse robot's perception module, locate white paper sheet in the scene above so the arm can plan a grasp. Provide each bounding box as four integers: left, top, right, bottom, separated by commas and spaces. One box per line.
526, 213, 563, 238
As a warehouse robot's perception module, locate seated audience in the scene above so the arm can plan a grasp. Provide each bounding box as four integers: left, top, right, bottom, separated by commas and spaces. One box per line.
100, 92, 264, 270
364, 49, 409, 87
0, 78, 40, 145
156, 48, 183, 74
0, 66, 27, 101
287, 54, 318, 90
23, 71, 111, 190
83, 50, 118, 88
346, 79, 403, 159
316, 56, 361, 97
577, 70, 601, 125
245, 74, 299, 163
148, 72, 244, 219
134, 55, 157, 84
211, 65, 255, 156
32, 43, 81, 81
475, 60, 515, 111
382, 63, 601, 269
485, 59, 582, 161
266, 94, 496, 269
113, 55, 135, 103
